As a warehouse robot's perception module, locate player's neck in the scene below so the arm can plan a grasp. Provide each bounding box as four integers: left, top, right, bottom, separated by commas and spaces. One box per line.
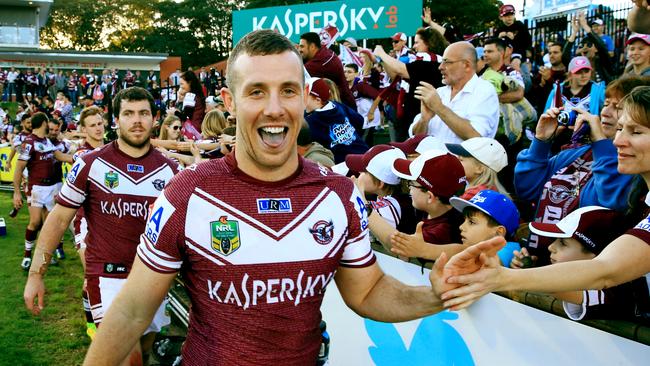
33, 128, 46, 138
235, 147, 300, 182
116, 138, 150, 158
86, 137, 103, 148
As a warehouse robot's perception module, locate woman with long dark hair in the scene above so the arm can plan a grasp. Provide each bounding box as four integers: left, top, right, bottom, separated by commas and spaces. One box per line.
177, 70, 206, 139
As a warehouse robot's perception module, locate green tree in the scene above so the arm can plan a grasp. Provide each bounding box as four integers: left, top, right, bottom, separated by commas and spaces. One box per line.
425, 0, 501, 35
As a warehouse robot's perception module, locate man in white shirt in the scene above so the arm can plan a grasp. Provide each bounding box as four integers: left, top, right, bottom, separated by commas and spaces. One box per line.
411, 42, 499, 144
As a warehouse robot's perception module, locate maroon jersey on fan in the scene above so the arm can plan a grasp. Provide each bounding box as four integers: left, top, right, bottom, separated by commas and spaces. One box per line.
18, 134, 59, 189
57, 141, 179, 278
137, 154, 375, 365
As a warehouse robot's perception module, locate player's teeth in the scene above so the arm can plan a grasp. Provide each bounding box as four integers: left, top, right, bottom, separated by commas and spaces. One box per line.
261, 127, 284, 134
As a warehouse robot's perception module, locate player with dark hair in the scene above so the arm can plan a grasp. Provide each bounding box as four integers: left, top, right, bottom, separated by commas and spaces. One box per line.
13, 112, 70, 270
24, 87, 179, 364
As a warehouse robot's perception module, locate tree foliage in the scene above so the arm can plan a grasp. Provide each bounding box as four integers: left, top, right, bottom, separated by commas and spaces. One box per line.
40, 0, 501, 67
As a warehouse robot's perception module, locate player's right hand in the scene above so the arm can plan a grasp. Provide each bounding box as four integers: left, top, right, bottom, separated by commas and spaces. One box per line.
24, 274, 46, 315
13, 192, 23, 210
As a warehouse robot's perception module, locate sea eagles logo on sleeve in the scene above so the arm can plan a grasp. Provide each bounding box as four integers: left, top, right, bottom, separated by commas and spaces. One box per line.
309, 220, 334, 245
210, 216, 240, 256
104, 170, 119, 189
152, 179, 166, 191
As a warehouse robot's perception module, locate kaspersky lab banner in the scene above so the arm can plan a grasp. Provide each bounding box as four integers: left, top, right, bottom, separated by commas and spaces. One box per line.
232, 0, 423, 44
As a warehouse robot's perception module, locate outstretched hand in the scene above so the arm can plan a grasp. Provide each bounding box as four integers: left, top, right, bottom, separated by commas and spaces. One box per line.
439, 237, 507, 310
390, 222, 427, 258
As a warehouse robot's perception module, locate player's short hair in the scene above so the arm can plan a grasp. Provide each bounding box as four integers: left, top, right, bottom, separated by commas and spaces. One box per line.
112, 87, 156, 119
79, 105, 103, 127
226, 30, 302, 94
300, 32, 321, 47
30, 112, 48, 129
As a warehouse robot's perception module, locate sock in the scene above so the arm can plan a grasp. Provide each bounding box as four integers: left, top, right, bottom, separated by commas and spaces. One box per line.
82, 291, 94, 324
24, 229, 37, 257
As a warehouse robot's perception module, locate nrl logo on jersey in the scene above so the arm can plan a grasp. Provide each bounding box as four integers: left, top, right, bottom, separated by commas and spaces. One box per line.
104, 170, 119, 189
211, 216, 240, 256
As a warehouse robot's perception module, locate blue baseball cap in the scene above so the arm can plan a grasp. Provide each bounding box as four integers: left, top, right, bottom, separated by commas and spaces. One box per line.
450, 190, 519, 236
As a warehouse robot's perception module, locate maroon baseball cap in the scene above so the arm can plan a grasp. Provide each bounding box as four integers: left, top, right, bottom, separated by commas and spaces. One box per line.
390, 134, 447, 155
500, 4, 515, 16
307, 77, 330, 103
529, 206, 626, 255
392, 150, 467, 199
391, 32, 407, 42
345, 145, 405, 185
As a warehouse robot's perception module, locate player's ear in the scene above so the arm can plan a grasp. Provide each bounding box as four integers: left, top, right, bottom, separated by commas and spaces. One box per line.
222, 87, 235, 114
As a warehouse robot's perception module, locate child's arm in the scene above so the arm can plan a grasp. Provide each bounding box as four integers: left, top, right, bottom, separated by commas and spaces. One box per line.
390, 222, 467, 261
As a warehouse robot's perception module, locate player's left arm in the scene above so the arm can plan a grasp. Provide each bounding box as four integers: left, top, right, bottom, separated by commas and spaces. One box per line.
83, 258, 177, 365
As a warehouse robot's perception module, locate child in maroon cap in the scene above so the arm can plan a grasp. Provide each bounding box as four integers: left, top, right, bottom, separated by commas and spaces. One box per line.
529, 206, 649, 321
389, 150, 467, 263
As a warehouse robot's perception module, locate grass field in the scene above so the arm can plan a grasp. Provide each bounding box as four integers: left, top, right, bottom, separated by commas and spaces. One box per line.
0, 191, 89, 365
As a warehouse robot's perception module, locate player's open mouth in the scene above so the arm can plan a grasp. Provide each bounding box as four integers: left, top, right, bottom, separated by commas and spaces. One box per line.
258, 126, 288, 148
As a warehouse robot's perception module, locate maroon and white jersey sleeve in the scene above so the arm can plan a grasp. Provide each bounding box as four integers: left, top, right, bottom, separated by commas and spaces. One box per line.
137, 187, 185, 273
56, 154, 89, 208
339, 184, 376, 268
369, 196, 402, 230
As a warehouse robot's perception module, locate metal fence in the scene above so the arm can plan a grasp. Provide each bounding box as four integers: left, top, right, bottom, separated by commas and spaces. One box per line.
475, 3, 632, 71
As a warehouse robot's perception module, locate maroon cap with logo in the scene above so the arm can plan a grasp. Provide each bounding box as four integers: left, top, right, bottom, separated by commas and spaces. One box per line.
392, 150, 467, 199
307, 77, 330, 103
529, 206, 627, 254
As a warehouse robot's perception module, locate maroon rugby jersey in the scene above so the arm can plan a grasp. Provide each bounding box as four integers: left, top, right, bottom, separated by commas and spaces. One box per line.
18, 134, 59, 188
137, 154, 376, 365
57, 141, 178, 278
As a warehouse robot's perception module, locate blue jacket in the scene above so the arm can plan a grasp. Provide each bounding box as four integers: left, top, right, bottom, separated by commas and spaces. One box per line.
514, 137, 633, 211
544, 80, 606, 116
305, 101, 369, 163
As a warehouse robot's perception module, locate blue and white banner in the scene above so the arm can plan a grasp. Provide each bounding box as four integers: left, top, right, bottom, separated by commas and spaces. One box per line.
322, 253, 650, 365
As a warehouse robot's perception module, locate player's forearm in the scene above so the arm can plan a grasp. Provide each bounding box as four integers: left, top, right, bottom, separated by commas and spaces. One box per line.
12, 161, 26, 191
357, 274, 443, 322
83, 302, 149, 365
436, 105, 480, 139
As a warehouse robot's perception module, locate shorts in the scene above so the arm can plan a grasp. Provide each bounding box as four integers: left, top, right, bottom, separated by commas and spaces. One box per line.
29, 183, 62, 211
86, 276, 170, 334
74, 217, 88, 250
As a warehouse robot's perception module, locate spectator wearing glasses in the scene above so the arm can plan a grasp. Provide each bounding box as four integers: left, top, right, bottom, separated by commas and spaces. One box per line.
409, 42, 499, 144
159, 115, 182, 142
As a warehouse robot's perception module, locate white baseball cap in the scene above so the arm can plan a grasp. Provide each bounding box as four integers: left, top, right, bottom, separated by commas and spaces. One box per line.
345, 145, 406, 185
445, 137, 508, 173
